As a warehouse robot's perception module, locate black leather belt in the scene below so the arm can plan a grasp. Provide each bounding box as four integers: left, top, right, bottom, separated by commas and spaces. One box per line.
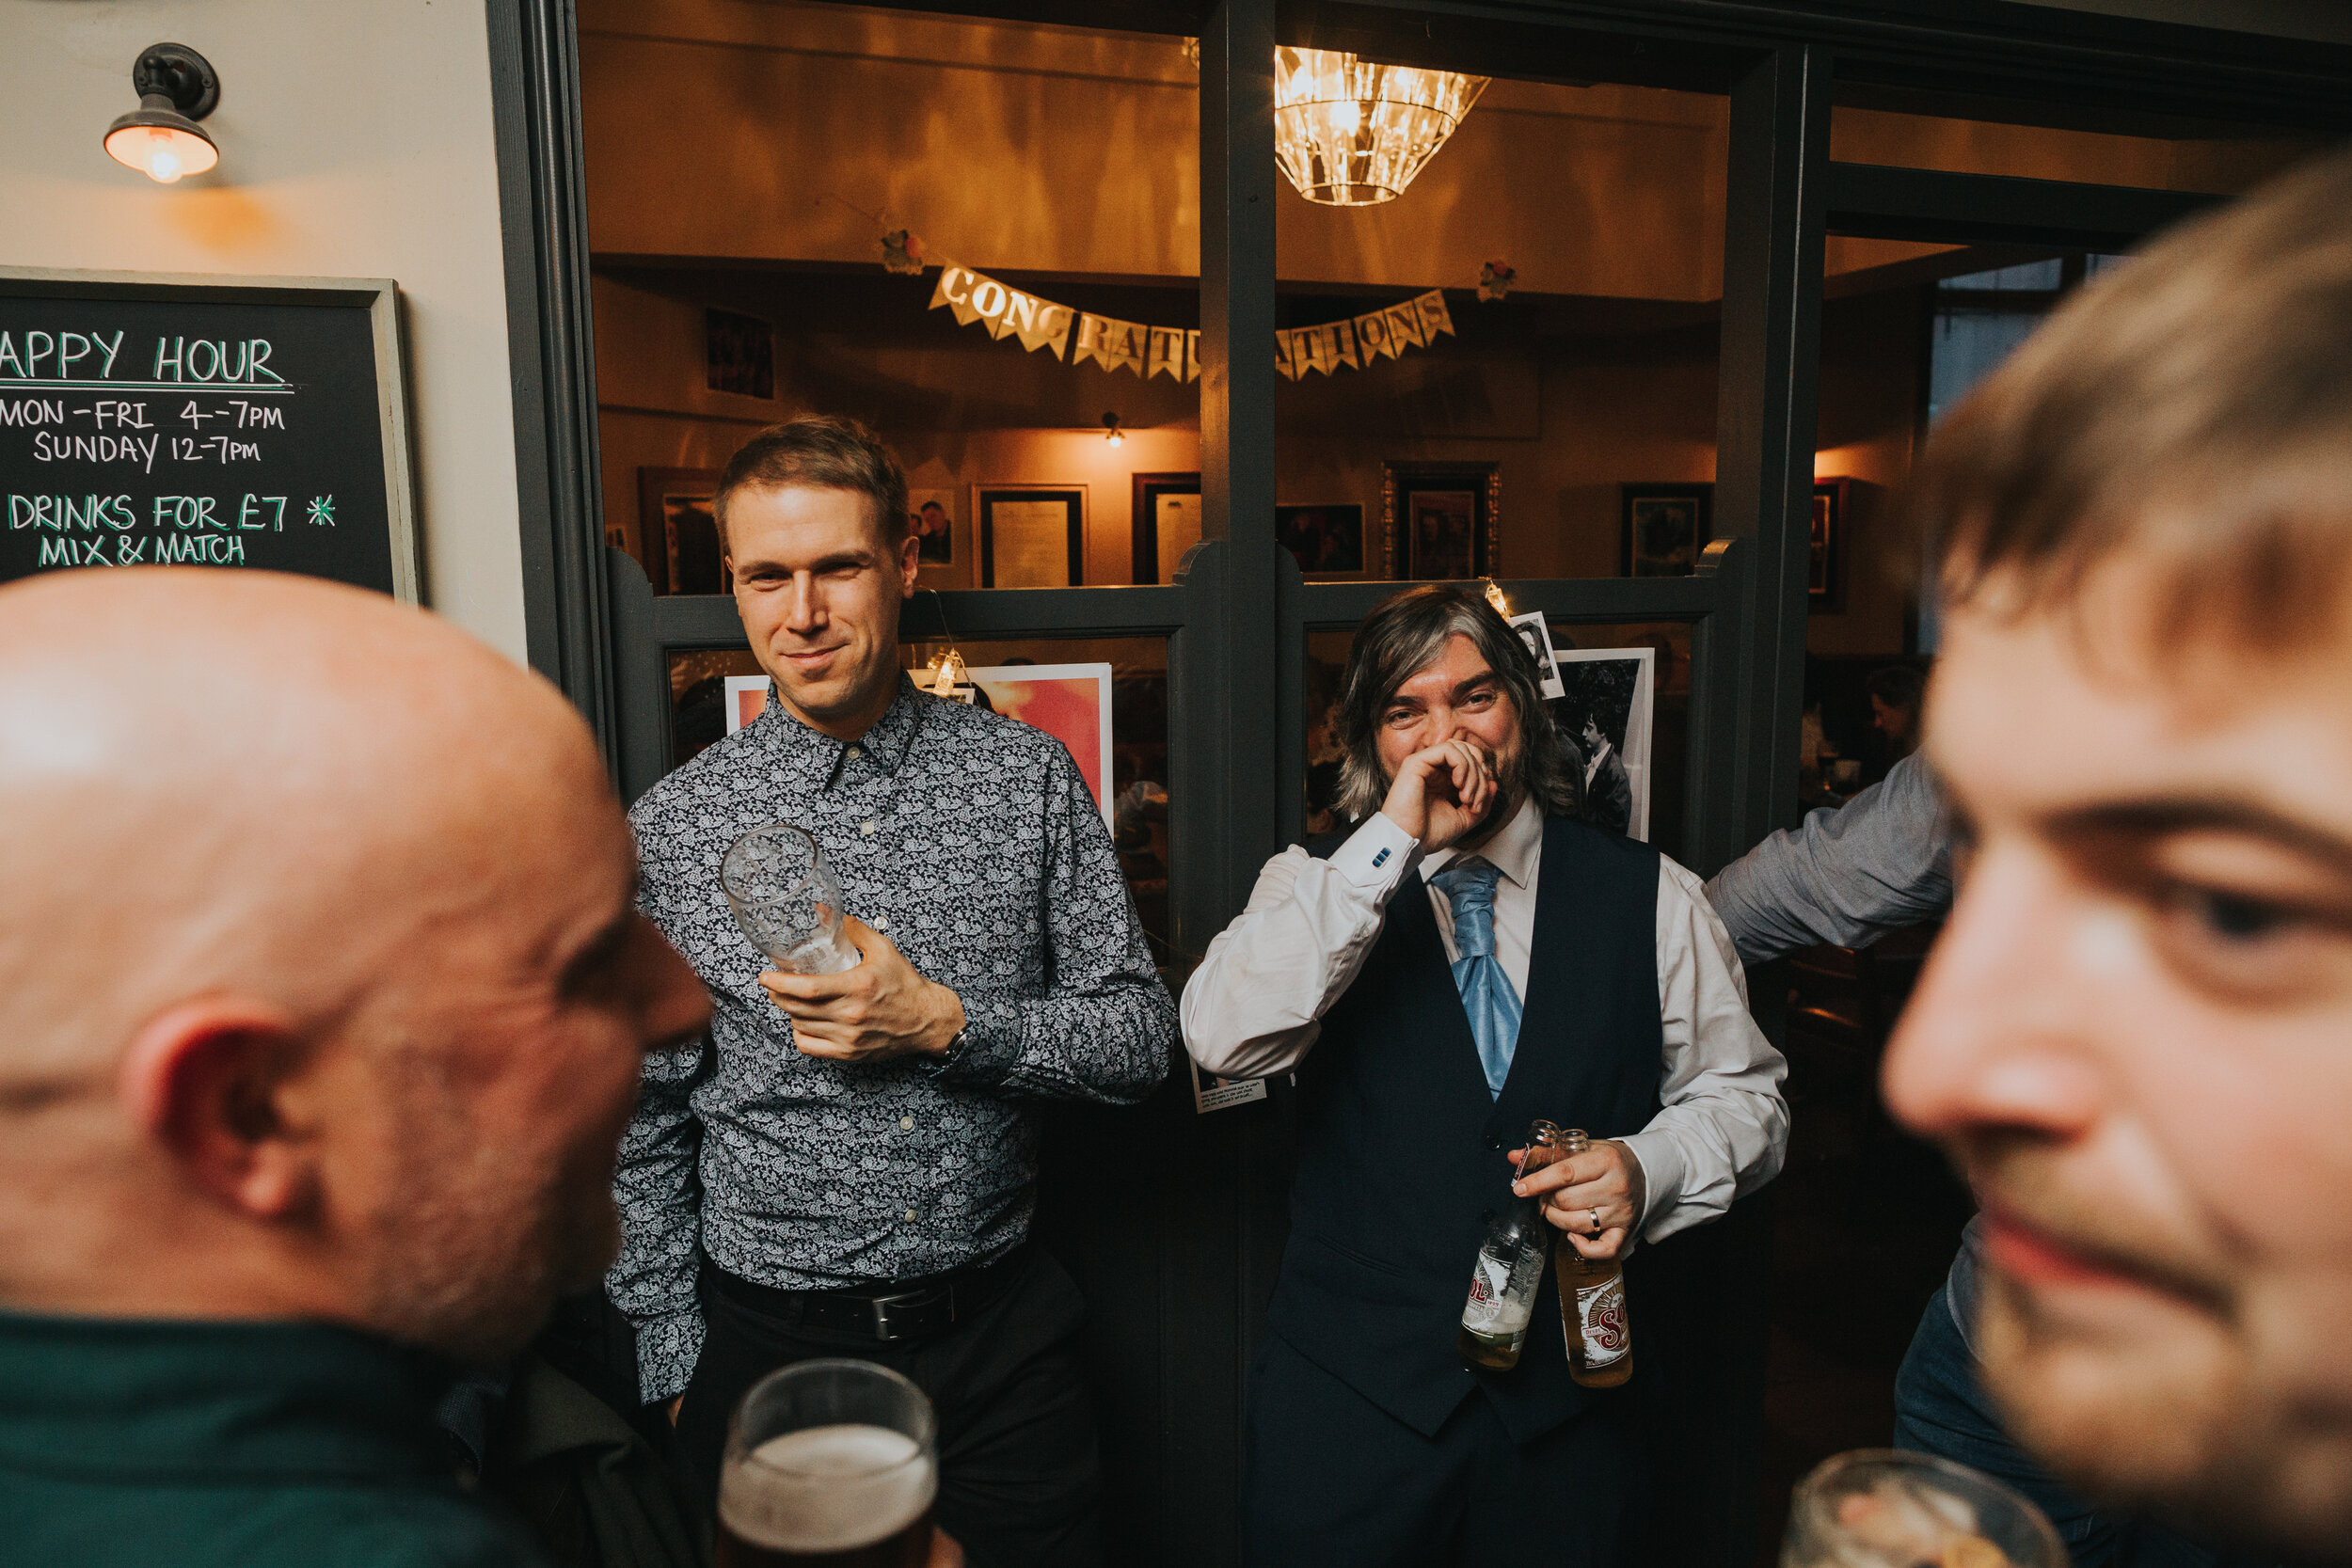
707, 1243, 1031, 1344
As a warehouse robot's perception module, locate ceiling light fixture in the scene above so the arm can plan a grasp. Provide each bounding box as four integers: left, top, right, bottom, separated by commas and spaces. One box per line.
103, 43, 220, 185
1272, 47, 1486, 207
1103, 411, 1125, 447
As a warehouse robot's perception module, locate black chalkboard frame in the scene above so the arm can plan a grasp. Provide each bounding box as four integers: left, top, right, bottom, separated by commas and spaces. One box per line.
0, 267, 421, 603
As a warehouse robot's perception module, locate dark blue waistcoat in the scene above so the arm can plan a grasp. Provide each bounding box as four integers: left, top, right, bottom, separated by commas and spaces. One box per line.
1262, 814, 1664, 1444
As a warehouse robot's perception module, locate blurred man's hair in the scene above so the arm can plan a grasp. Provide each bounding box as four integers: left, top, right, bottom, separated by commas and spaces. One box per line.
1916, 148, 2352, 655
714, 414, 910, 556
1334, 584, 1577, 823
1865, 664, 1926, 711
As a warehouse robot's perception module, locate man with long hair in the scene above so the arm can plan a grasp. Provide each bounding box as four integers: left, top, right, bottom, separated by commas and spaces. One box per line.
1183, 584, 1788, 1563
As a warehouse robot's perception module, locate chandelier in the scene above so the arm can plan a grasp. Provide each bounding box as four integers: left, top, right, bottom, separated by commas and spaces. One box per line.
1271, 48, 1488, 207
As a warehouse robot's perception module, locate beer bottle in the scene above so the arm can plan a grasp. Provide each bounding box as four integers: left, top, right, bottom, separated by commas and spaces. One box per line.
1456, 1118, 1562, 1371
1554, 1127, 1633, 1387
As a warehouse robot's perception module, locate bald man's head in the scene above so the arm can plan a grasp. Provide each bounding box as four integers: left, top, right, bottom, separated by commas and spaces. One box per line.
0, 570, 707, 1360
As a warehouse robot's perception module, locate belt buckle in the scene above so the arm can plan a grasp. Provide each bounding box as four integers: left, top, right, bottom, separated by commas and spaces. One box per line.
868, 1287, 948, 1341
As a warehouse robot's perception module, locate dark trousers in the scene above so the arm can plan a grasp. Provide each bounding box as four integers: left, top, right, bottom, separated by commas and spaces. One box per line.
1893, 1287, 2275, 1568
675, 1248, 1104, 1568
1243, 1332, 1637, 1568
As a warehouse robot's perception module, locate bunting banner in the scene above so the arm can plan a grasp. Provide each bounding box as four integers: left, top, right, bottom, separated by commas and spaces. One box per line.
926, 259, 1452, 381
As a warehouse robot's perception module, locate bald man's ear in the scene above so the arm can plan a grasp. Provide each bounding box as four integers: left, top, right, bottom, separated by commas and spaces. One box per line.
117, 1000, 321, 1222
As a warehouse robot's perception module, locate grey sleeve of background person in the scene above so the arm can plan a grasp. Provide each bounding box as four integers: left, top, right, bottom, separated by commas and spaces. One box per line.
1702, 751, 1955, 967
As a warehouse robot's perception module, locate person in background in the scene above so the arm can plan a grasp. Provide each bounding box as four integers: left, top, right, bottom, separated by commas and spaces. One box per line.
612, 415, 1173, 1568
1184, 584, 1788, 1566
1883, 148, 2352, 1564
1866, 663, 1926, 766
0, 570, 710, 1568
1577, 707, 1633, 837
1704, 749, 1950, 971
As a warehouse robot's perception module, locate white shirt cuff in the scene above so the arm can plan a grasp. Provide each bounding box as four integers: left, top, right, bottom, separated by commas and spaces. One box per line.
1615, 1130, 1687, 1238
1329, 812, 1419, 891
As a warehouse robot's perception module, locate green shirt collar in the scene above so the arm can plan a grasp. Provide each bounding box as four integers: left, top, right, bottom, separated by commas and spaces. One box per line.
0, 1309, 455, 1483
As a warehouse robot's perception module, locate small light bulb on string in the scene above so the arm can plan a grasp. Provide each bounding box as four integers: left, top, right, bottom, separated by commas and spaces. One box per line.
924, 646, 970, 698
919, 588, 974, 703
1484, 578, 1511, 617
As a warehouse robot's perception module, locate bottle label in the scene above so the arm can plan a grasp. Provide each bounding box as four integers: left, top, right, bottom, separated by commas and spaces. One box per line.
1461, 1250, 1512, 1332
1573, 1274, 1629, 1367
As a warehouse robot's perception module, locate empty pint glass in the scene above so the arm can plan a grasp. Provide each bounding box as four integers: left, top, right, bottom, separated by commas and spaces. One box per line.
716, 1360, 939, 1568
1782, 1449, 2064, 1568
723, 822, 861, 975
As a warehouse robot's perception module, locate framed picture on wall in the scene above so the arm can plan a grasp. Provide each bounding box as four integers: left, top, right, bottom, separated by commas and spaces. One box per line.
976, 484, 1086, 588
1382, 462, 1500, 580
1275, 503, 1366, 578
1619, 483, 1714, 577
1130, 472, 1200, 585
705, 308, 774, 399
906, 487, 964, 590
1811, 478, 1848, 610
636, 466, 725, 596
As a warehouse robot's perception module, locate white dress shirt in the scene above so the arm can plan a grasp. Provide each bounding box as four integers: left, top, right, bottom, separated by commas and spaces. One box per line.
1181, 799, 1788, 1243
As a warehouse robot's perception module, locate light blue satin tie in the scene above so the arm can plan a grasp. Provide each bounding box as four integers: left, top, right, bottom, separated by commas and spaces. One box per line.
1430, 857, 1522, 1099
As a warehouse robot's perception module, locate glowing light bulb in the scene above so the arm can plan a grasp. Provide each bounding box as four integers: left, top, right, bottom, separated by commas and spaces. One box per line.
146, 135, 183, 183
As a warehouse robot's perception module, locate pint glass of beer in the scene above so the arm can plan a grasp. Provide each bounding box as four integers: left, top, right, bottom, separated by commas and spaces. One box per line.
1782, 1449, 2063, 1568
716, 1359, 939, 1568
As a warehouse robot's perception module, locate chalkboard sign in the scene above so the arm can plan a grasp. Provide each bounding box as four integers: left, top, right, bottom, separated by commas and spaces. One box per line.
0, 269, 419, 600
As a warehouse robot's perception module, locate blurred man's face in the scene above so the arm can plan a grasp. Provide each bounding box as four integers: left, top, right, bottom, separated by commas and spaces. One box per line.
1883, 567, 2352, 1556
727, 485, 922, 740
348, 765, 709, 1363
1873, 693, 1920, 752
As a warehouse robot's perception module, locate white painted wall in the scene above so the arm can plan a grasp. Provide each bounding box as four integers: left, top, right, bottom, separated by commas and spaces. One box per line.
0, 0, 529, 662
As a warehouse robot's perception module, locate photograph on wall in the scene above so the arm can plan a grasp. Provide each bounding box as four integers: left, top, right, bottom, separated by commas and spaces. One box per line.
1408, 490, 1478, 580
725, 663, 1111, 826
1276, 503, 1365, 578
907, 488, 957, 567
1810, 479, 1847, 609
1130, 473, 1201, 585
1384, 462, 1498, 580
723, 674, 772, 736
1619, 483, 1714, 577
1553, 646, 1658, 842
977, 484, 1086, 588
636, 467, 725, 596
968, 663, 1116, 826
705, 308, 775, 399
1507, 610, 1566, 700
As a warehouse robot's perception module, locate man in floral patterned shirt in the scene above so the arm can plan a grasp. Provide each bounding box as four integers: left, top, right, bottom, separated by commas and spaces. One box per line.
610, 416, 1174, 1567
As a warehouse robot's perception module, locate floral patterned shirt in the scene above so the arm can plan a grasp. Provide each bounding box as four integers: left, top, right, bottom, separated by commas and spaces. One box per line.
608, 675, 1175, 1402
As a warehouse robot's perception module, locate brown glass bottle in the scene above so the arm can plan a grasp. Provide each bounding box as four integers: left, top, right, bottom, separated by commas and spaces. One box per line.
1553, 1128, 1634, 1387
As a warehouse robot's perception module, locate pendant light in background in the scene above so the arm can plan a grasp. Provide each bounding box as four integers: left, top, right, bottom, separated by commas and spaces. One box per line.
1271, 48, 1487, 207
103, 43, 220, 184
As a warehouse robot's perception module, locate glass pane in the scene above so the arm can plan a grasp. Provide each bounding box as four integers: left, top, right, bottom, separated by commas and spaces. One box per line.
1810, 246, 2119, 794
1275, 77, 1725, 582
1829, 101, 2325, 196
580, 6, 1200, 591
1303, 616, 1692, 867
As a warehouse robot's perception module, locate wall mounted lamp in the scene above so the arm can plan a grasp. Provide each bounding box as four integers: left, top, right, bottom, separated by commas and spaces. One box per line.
103, 43, 220, 184
1102, 411, 1124, 447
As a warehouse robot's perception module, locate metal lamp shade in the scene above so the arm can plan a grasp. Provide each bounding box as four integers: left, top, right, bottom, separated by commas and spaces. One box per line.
104, 95, 218, 184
